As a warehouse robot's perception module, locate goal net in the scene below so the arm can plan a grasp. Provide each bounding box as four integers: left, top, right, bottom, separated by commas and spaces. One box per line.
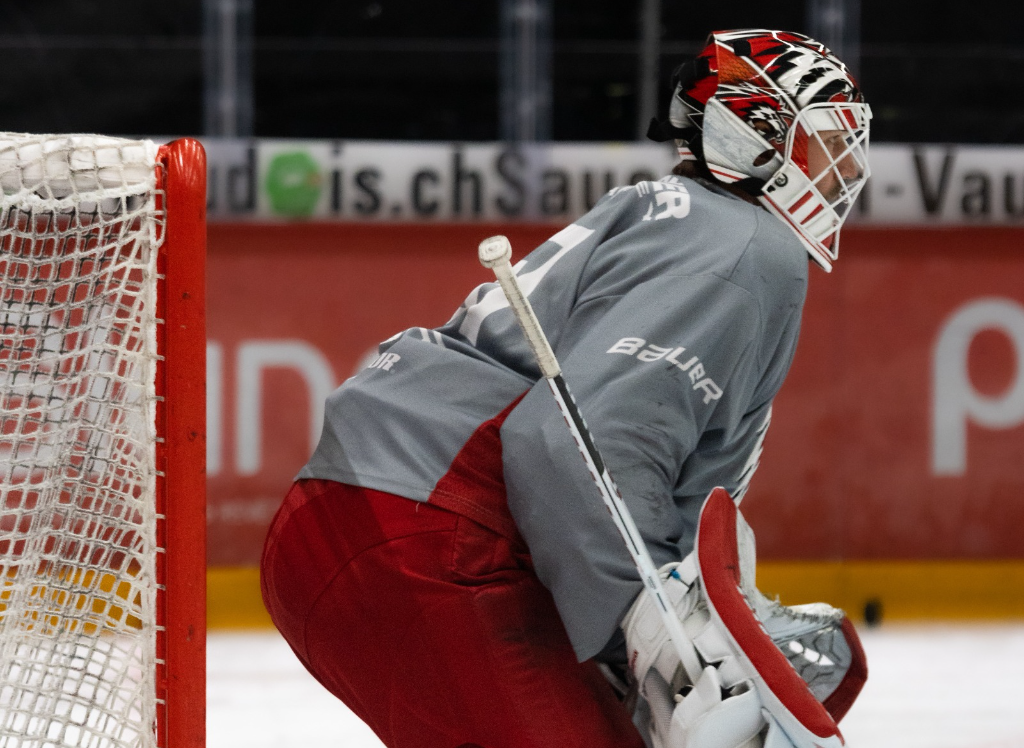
0, 135, 206, 748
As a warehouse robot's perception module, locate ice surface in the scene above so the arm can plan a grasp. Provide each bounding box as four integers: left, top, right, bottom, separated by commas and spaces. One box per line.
208, 623, 1024, 748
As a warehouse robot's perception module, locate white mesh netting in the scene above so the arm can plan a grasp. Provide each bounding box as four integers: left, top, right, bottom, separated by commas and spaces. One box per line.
0, 134, 163, 748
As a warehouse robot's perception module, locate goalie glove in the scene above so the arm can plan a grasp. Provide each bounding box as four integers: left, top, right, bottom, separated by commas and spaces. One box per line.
621, 488, 867, 748
734, 512, 867, 722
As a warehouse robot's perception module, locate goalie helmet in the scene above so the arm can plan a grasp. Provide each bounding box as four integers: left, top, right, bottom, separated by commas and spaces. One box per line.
651, 29, 872, 272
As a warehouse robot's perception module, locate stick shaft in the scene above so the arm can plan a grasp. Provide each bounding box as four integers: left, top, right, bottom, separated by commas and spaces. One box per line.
484, 245, 702, 682
490, 261, 561, 379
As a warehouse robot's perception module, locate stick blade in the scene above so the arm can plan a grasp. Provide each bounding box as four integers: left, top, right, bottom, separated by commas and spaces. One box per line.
478, 235, 513, 268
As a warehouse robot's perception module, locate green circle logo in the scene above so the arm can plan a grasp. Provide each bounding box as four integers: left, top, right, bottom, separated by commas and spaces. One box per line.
264, 151, 323, 217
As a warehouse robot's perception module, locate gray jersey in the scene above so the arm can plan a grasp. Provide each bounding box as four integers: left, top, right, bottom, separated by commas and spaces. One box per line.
300, 174, 808, 659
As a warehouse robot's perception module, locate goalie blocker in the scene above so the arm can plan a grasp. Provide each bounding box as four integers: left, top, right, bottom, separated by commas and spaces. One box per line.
622, 489, 867, 748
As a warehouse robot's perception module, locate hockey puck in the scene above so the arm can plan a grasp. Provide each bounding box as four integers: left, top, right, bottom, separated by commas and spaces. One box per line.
863, 597, 883, 627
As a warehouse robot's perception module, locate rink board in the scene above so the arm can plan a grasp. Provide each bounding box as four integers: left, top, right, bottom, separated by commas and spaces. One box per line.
204, 222, 1024, 623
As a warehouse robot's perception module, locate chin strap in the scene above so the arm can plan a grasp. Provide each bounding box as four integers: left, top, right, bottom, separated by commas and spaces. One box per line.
622, 489, 867, 748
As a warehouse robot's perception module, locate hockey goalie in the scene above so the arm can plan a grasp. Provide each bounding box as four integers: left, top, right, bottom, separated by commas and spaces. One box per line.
261, 29, 872, 748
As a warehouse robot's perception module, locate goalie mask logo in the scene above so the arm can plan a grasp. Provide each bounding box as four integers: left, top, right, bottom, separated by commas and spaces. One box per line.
729, 97, 791, 146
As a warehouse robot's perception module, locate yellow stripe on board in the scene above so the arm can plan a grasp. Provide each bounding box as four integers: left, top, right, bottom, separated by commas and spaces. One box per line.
207, 561, 1024, 629
208, 567, 273, 629
757, 560, 1024, 621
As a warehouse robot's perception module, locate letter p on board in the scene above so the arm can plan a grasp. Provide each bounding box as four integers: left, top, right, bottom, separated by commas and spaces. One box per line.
933, 298, 1024, 475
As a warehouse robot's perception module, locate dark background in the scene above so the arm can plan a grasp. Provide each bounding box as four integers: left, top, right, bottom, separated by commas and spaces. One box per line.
1, 0, 1021, 143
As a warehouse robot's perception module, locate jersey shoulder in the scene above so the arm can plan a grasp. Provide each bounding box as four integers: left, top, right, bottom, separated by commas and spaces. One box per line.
594, 174, 756, 233
650, 175, 807, 295
581, 175, 768, 287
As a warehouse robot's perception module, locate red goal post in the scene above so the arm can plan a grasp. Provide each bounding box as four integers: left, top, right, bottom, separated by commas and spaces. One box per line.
0, 135, 206, 748
156, 139, 207, 748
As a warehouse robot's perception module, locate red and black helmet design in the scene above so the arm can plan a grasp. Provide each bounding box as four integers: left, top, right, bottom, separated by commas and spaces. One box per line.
651, 29, 872, 272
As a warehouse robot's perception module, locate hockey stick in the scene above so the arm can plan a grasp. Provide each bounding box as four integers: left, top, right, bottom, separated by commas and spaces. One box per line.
478, 234, 703, 682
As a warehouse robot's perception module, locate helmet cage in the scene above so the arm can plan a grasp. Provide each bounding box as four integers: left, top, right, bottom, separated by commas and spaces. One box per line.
758, 101, 872, 272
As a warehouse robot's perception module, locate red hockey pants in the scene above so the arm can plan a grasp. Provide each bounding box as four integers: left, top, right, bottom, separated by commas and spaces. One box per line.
260, 479, 644, 748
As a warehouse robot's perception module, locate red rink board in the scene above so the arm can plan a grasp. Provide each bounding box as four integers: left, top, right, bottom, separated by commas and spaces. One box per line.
206, 223, 1024, 565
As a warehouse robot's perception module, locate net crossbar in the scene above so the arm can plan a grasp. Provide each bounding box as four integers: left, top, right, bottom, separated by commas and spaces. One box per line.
0, 134, 166, 748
